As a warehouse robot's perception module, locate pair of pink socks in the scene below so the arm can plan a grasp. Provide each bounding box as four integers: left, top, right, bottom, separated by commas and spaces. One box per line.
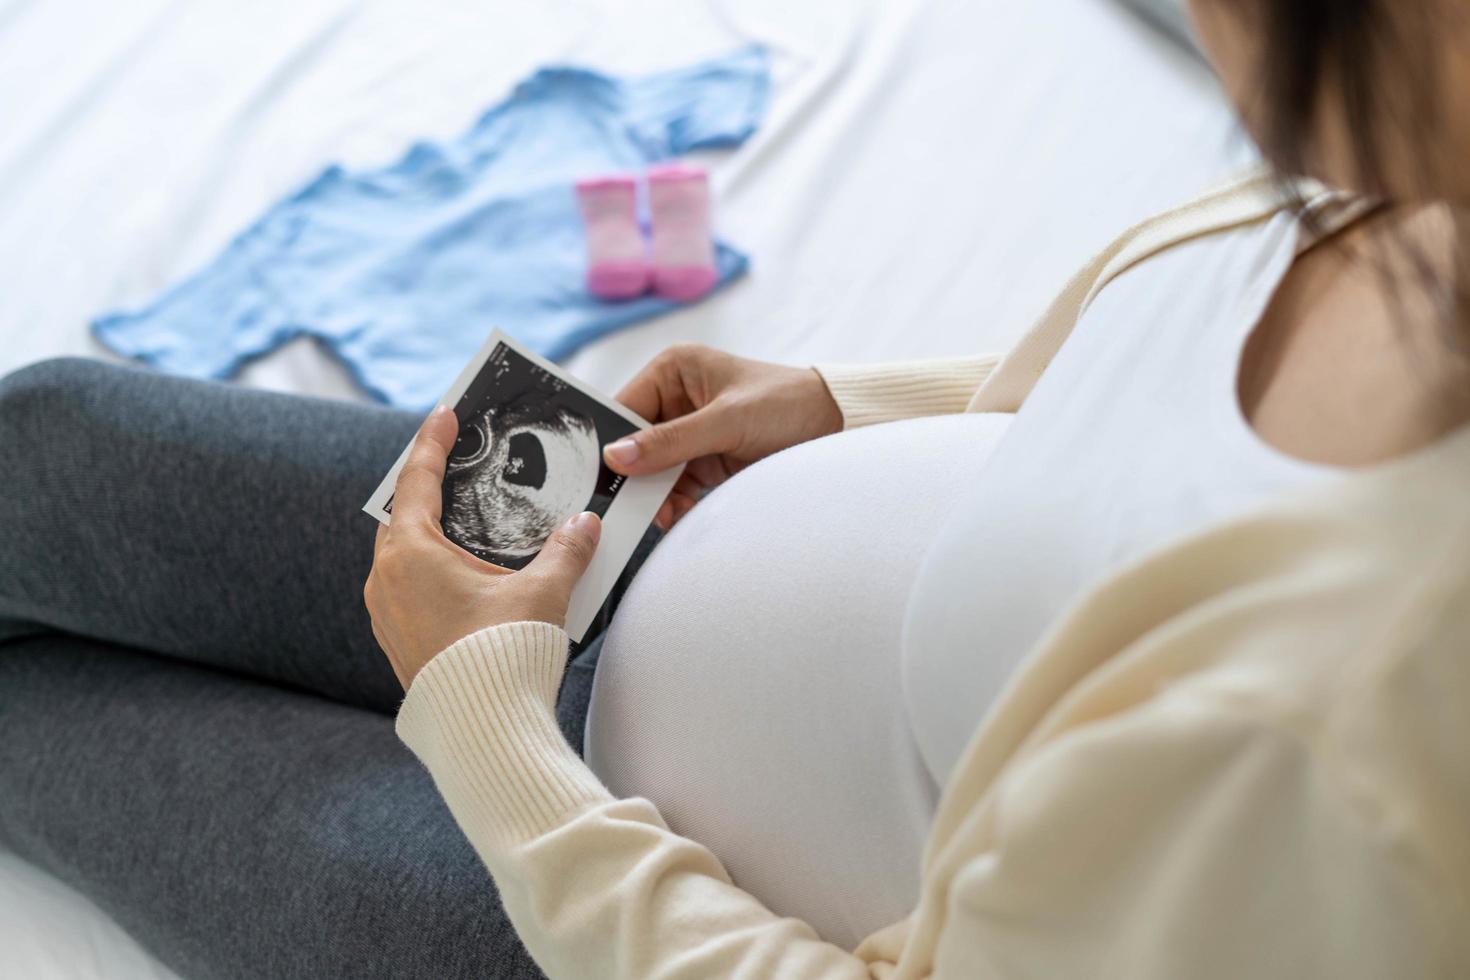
575, 165, 717, 302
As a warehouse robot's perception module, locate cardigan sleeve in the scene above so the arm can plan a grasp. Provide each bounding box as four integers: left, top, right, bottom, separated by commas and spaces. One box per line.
396, 622, 1461, 979
815, 355, 1002, 429
396, 622, 884, 980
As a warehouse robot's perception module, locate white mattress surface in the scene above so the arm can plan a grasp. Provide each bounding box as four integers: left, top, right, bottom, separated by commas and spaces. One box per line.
0, 852, 182, 980
0, 0, 1246, 976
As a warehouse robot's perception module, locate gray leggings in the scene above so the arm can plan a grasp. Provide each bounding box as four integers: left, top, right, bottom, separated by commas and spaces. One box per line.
0, 358, 620, 980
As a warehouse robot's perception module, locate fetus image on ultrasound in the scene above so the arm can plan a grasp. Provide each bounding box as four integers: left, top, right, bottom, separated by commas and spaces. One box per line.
438, 341, 633, 570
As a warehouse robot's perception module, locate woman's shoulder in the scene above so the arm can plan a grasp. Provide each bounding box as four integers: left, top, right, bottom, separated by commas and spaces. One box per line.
1163, 442, 1470, 882
1188, 432, 1470, 727
938, 567, 1470, 977
1026, 427, 1470, 814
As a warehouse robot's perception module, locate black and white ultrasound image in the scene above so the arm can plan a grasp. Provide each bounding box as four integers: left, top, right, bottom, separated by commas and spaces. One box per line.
436, 342, 634, 570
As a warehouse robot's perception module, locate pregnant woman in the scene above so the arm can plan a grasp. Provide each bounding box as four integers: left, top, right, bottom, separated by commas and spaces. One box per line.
3, 1, 1469, 977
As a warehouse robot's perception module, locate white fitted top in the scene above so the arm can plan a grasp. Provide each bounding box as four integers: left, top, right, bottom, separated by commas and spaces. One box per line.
586, 412, 1014, 949
585, 211, 1336, 949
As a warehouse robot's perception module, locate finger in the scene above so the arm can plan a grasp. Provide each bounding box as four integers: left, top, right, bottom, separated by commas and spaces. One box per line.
604, 410, 736, 476
614, 345, 702, 422
671, 472, 705, 504
668, 491, 698, 526
391, 406, 458, 527
650, 460, 721, 531
613, 362, 668, 423
525, 511, 602, 594
374, 521, 388, 554
685, 454, 733, 489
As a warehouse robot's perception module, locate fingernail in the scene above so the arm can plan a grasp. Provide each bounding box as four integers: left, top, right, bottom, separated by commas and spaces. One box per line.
568, 510, 601, 544
604, 437, 639, 467
432, 405, 453, 419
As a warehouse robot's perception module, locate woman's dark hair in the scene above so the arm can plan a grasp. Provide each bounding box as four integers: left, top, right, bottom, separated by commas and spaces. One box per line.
1223, 0, 1469, 358
1245, 1, 1432, 193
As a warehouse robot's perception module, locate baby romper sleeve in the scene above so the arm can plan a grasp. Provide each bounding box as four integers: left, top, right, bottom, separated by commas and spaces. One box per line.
618, 45, 770, 156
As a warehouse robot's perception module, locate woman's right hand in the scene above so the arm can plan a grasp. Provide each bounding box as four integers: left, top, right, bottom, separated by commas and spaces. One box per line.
604, 344, 844, 530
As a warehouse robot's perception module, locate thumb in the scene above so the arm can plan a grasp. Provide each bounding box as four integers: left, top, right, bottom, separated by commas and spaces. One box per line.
527, 511, 602, 591
604, 409, 734, 475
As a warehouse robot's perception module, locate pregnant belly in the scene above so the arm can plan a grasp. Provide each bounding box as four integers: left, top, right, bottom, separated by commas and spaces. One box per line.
585, 412, 1013, 949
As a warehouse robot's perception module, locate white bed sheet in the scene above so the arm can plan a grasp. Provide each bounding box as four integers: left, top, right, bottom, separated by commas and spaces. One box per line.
0, 0, 1247, 976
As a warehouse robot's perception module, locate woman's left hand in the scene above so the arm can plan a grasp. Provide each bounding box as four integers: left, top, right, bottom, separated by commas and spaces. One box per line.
365, 406, 602, 690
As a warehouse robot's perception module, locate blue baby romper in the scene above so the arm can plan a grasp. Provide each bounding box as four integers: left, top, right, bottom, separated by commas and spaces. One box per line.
93, 47, 769, 410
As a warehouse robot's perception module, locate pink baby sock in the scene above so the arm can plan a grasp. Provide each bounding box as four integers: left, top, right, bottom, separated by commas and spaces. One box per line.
647, 164, 718, 302
576, 175, 651, 300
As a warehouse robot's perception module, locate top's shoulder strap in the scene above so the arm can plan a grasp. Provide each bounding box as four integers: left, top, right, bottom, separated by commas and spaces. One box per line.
966, 167, 1369, 415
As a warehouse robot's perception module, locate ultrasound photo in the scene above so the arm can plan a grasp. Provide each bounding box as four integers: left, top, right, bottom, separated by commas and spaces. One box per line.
437, 341, 634, 569
365, 330, 682, 642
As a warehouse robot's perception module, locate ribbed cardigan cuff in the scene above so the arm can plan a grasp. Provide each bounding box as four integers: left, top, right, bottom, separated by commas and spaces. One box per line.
396, 621, 614, 848
815, 355, 1002, 429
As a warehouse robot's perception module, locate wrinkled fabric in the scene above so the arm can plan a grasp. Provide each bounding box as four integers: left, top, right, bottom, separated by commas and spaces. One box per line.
94, 47, 767, 409
0, 356, 658, 979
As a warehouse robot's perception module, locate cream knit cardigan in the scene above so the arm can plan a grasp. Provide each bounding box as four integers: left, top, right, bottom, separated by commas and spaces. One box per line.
396, 172, 1470, 978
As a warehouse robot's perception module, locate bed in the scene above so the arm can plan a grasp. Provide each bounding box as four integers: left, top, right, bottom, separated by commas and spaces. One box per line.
0, 0, 1242, 976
